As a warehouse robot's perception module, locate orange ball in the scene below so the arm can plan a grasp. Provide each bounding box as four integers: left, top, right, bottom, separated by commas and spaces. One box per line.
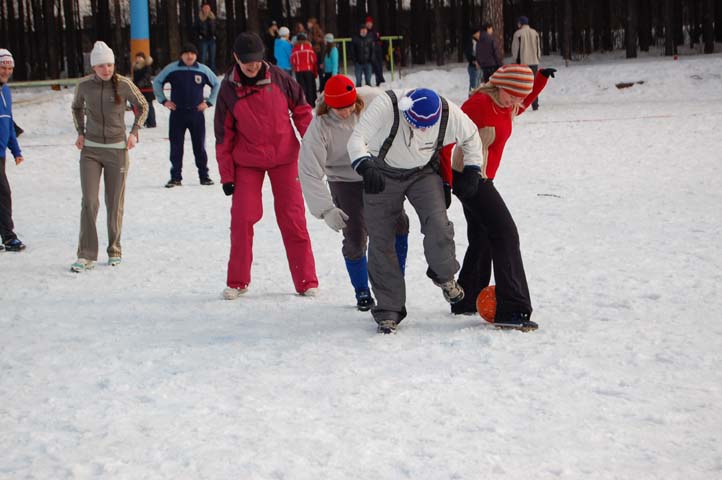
476, 286, 496, 323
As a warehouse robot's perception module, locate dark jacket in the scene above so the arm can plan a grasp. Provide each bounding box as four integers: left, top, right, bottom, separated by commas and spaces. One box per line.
263, 32, 277, 64
350, 34, 375, 64
465, 36, 478, 67
195, 14, 216, 40
475, 31, 501, 68
132, 56, 154, 96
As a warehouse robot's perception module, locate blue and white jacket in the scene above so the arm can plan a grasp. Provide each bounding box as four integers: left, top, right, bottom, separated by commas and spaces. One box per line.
0, 83, 21, 158
152, 60, 220, 111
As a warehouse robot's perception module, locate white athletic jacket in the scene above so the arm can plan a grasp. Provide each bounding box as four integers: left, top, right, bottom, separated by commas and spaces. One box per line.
347, 89, 483, 171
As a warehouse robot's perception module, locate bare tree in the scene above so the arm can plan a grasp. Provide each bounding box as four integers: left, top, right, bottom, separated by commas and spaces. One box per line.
626, 0, 638, 58
664, 0, 675, 56
702, 0, 715, 53
246, 0, 260, 33
166, 0, 181, 59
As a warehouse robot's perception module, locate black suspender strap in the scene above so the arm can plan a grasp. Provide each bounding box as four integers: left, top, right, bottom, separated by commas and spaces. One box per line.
377, 90, 400, 163
427, 97, 449, 173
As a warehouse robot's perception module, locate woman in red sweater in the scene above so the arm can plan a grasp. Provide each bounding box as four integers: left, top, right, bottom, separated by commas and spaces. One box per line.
442, 64, 556, 331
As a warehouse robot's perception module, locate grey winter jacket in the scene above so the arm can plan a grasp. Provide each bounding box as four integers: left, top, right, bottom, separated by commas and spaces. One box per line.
299, 86, 382, 218
511, 25, 541, 66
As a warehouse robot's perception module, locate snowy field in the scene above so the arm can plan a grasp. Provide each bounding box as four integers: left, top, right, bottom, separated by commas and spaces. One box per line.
2, 53, 722, 479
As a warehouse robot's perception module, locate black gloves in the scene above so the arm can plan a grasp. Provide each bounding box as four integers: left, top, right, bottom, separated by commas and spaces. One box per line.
222, 183, 235, 196
452, 166, 481, 200
540, 68, 557, 78
355, 158, 386, 194
443, 183, 452, 209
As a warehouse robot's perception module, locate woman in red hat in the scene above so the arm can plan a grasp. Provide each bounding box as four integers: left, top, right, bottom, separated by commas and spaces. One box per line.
440, 64, 556, 331
299, 75, 409, 311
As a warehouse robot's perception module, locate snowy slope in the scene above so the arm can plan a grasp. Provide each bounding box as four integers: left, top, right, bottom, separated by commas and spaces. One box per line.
2, 53, 722, 479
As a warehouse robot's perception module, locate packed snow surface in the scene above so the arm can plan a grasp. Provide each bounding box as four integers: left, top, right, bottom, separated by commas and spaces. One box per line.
2, 53, 722, 479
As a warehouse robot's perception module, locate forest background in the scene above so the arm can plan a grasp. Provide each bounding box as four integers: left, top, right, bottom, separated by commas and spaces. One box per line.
0, 0, 720, 81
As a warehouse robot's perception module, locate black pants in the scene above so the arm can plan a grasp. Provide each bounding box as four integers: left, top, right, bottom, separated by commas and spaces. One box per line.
143, 93, 156, 128
0, 157, 17, 243
480, 66, 499, 84
295, 71, 317, 106
529, 64, 539, 109
169, 110, 208, 181
455, 179, 532, 317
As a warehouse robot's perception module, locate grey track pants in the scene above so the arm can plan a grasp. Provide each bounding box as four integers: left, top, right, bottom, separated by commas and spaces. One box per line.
77, 147, 129, 260
364, 167, 459, 324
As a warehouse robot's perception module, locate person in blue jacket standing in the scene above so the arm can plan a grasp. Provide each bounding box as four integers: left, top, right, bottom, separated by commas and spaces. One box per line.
318, 33, 338, 93
0, 48, 25, 252
274, 27, 293, 75
153, 43, 220, 188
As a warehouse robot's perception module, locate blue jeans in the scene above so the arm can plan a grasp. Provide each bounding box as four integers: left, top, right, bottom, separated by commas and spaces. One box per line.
468, 65, 480, 91
354, 63, 372, 87
199, 39, 216, 72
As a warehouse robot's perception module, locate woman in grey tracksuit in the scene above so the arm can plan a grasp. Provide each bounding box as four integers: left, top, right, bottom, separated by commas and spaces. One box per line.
70, 41, 148, 272
299, 76, 408, 311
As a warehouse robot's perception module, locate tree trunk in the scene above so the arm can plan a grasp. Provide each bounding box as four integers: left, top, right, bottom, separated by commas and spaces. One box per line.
324, 0, 337, 35
433, 0, 444, 66
702, 0, 715, 53
664, 0, 675, 55
112, 0, 123, 70
563, 0, 572, 60
337, 0, 349, 38
638, 0, 651, 51
166, 0, 181, 60
482, 0, 503, 59
268, 0, 283, 23
62, 0, 80, 76
246, 0, 260, 33
410, 0, 426, 64
626, 0, 638, 58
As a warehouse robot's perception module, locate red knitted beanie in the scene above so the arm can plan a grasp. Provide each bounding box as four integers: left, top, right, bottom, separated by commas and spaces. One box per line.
324, 75, 357, 109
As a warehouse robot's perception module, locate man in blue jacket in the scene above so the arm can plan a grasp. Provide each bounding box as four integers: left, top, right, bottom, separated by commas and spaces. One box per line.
0, 48, 25, 252
153, 43, 220, 188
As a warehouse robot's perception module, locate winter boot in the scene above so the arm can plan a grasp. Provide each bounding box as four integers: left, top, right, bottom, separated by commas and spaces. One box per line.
395, 234, 408, 276
433, 278, 465, 304
345, 255, 372, 304
376, 319, 398, 334
355, 289, 375, 311
494, 312, 538, 332
165, 179, 182, 188
3, 238, 25, 252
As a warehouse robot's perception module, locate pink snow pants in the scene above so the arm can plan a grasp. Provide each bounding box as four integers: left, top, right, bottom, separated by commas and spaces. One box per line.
227, 162, 318, 293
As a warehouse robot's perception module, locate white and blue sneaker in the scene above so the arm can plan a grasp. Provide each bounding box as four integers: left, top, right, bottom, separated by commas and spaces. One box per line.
70, 258, 95, 272
108, 257, 122, 267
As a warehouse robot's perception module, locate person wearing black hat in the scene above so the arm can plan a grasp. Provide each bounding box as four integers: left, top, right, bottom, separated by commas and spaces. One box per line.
263, 20, 279, 65
214, 32, 318, 300
153, 43, 220, 188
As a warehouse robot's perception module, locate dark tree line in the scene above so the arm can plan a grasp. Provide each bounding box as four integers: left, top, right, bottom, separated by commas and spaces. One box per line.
0, 0, 719, 81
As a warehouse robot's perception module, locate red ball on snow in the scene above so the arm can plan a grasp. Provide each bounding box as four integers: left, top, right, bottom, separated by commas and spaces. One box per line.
476, 286, 496, 323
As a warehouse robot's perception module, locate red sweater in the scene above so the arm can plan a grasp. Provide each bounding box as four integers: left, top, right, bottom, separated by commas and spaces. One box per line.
440, 70, 548, 183
291, 42, 318, 77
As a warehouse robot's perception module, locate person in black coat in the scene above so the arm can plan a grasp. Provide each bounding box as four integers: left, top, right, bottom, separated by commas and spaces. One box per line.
132, 53, 156, 128
465, 27, 481, 93
350, 25, 374, 87
475, 22, 501, 84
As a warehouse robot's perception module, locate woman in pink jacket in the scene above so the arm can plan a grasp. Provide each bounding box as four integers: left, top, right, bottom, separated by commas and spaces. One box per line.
215, 32, 318, 299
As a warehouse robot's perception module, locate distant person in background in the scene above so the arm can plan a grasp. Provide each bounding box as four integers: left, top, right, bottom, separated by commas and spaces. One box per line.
299, 76, 409, 311
511, 16, 541, 110
318, 33, 338, 92
0, 48, 26, 252
476, 22, 501, 84
70, 41, 148, 271
439, 64, 556, 332
306, 17, 325, 65
465, 26, 481, 93
350, 25, 374, 87
274, 26, 293, 75
153, 43, 220, 188
291, 22, 306, 44
263, 20, 278, 65
195, 1, 217, 72
364, 16, 386, 86
215, 32, 318, 299
291, 33, 318, 106
132, 52, 156, 128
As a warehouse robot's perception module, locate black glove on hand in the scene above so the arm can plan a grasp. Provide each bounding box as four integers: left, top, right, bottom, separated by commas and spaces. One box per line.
355, 158, 386, 194
443, 183, 452, 209
452, 167, 480, 200
222, 183, 235, 196
540, 68, 557, 78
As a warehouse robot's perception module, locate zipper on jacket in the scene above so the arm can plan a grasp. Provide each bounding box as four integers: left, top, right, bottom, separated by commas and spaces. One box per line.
101, 81, 106, 143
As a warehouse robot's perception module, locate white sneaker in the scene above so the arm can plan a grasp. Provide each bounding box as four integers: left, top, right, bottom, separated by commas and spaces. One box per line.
223, 286, 248, 300
108, 257, 122, 267
70, 258, 95, 272
300, 287, 319, 297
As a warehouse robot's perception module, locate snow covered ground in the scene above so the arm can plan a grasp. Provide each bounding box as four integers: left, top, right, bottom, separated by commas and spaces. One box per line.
2, 53, 722, 479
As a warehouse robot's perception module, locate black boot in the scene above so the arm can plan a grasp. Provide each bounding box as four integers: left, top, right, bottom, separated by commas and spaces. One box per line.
356, 289, 375, 312
494, 312, 538, 332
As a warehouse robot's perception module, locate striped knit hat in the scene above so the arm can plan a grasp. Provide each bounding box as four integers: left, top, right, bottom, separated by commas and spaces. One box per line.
489, 64, 534, 98
0, 49, 14, 67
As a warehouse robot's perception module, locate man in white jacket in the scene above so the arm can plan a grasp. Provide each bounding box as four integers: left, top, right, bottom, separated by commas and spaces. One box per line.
347, 87, 484, 333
